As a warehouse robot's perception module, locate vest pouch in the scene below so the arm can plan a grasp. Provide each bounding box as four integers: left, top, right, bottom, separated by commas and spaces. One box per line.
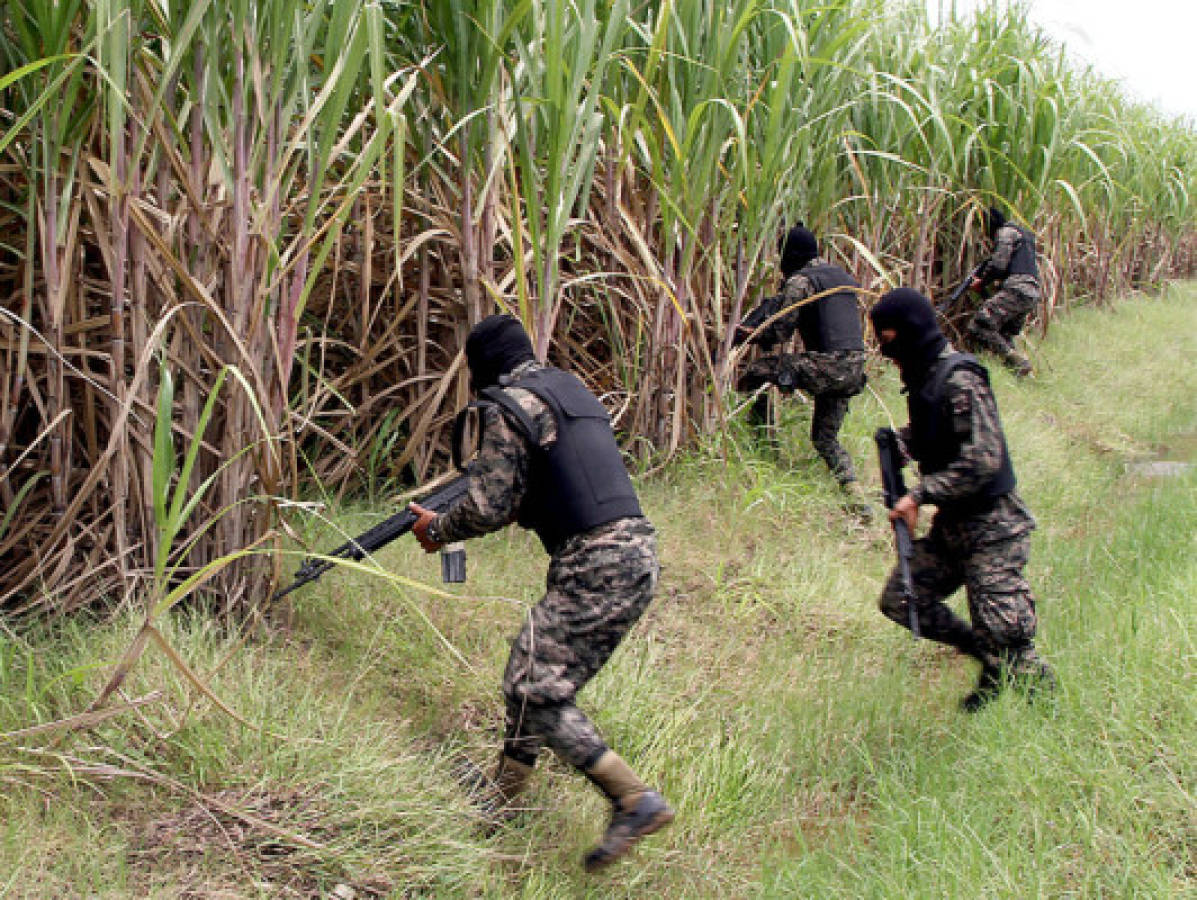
553, 389, 631, 506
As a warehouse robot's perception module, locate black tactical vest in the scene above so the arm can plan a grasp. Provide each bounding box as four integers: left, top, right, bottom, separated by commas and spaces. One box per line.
907, 353, 1016, 516
1001, 224, 1038, 278
482, 368, 642, 553
795, 263, 864, 352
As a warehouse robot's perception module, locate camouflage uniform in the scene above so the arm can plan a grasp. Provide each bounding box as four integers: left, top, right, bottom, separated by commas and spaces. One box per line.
968, 224, 1040, 361
738, 258, 867, 484
432, 361, 658, 770
878, 347, 1048, 677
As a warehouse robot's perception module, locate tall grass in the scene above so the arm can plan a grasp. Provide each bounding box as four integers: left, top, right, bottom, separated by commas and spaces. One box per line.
2, 282, 1192, 896
0, 0, 1194, 616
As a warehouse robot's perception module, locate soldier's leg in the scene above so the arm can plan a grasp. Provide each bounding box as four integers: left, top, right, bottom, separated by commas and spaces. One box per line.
879, 532, 986, 657
779, 355, 857, 483
1000, 308, 1029, 340
502, 523, 672, 868
967, 289, 1020, 357
810, 393, 856, 485
969, 288, 1034, 375
961, 531, 1054, 707
737, 355, 781, 451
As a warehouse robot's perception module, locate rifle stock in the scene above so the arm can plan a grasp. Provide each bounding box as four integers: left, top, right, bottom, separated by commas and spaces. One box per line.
272, 474, 471, 602
874, 427, 920, 640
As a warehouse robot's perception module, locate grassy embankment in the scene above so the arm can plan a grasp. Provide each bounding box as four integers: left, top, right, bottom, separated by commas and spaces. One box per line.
2, 285, 1194, 897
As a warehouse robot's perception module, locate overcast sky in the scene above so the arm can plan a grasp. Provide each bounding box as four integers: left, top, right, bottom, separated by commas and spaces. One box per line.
925, 0, 1197, 123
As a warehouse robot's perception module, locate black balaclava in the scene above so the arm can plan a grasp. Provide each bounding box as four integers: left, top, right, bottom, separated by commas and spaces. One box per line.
985, 205, 1007, 239
868, 288, 948, 386
778, 223, 818, 279
465, 314, 535, 391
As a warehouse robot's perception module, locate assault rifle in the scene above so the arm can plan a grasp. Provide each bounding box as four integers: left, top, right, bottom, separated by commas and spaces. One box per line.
272, 474, 471, 602
875, 427, 920, 640
936, 262, 986, 315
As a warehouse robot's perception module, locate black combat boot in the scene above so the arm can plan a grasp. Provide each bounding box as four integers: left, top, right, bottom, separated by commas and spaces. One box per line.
582, 750, 675, 872
838, 478, 875, 523
961, 663, 1003, 712
1003, 351, 1033, 378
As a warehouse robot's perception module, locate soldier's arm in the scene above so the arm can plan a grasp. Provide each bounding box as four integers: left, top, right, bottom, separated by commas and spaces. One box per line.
896, 424, 915, 466
910, 369, 1005, 506
430, 400, 542, 543
758, 273, 812, 348
979, 225, 1019, 284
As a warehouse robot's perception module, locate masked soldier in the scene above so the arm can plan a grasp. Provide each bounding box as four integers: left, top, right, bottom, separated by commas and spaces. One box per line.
965, 206, 1039, 377
867, 288, 1055, 710
734, 224, 870, 511
409, 315, 673, 871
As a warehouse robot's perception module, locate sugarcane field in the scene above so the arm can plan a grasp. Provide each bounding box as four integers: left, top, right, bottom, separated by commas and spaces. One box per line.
1, 1, 1194, 896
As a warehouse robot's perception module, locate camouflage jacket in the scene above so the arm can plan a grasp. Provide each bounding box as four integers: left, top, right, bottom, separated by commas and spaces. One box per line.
981, 224, 1040, 295
905, 347, 1033, 538
430, 362, 648, 554
755, 256, 838, 348
429, 360, 556, 545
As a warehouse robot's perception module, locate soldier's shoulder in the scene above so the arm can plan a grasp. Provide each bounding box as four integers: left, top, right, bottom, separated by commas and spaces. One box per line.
944, 360, 988, 386
495, 385, 556, 445
936, 365, 988, 424
942, 360, 991, 398
783, 271, 813, 297
501, 385, 548, 416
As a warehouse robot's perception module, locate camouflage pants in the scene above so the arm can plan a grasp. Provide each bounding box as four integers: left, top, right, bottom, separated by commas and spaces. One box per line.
879, 505, 1045, 674
502, 517, 658, 771
738, 350, 866, 484
968, 276, 1039, 358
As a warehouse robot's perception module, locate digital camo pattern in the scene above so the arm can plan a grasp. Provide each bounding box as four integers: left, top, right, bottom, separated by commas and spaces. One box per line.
970, 224, 1040, 358
881, 354, 1046, 675
502, 517, 659, 770
879, 494, 1046, 675
736, 348, 867, 484
968, 275, 1039, 358
746, 256, 853, 348
910, 362, 1026, 509
431, 361, 657, 772
432, 361, 556, 544
983, 224, 1032, 281
737, 349, 867, 397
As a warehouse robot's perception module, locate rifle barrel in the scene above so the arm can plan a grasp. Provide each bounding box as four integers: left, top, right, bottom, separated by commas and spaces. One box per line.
271, 474, 470, 601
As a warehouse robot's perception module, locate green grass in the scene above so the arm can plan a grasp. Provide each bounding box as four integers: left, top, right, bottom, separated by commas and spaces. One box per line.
2, 284, 1195, 897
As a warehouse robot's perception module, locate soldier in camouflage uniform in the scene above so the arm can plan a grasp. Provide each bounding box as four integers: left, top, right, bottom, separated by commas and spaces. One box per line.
410, 315, 673, 871
965, 206, 1040, 377
867, 288, 1055, 711
734, 225, 870, 511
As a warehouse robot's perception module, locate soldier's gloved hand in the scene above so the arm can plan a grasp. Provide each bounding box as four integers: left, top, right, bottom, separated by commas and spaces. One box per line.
736, 356, 781, 393
409, 502, 444, 554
